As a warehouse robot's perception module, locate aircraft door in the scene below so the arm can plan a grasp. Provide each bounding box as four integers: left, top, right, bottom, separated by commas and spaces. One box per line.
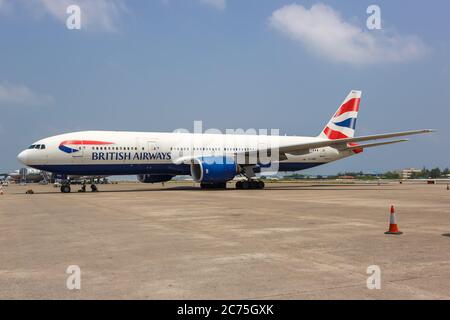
147, 141, 158, 153
72, 142, 84, 158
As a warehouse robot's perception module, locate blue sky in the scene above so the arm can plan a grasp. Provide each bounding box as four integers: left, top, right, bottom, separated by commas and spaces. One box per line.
0, 0, 449, 174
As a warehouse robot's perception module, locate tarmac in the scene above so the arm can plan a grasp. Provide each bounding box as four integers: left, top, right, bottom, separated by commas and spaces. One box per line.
0, 181, 449, 299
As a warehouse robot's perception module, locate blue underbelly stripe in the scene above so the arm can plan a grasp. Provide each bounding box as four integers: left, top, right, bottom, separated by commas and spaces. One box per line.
31, 162, 326, 176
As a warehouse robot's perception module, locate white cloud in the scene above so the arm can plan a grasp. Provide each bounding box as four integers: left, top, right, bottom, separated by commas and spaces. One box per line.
199, 0, 226, 11
0, 83, 55, 107
269, 3, 429, 65
1, 0, 127, 32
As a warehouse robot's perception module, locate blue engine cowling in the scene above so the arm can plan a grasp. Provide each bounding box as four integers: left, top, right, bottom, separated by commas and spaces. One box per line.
190, 156, 238, 183
138, 174, 174, 183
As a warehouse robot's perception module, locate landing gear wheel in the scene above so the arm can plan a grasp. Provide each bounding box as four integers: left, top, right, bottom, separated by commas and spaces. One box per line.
236, 180, 264, 190
60, 185, 71, 193
257, 180, 265, 189
90, 184, 98, 192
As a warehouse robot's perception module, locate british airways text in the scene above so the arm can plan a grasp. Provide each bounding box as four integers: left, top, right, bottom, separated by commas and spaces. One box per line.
91, 152, 172, 161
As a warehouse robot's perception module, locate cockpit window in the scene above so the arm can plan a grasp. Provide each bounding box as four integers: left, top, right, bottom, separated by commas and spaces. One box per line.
28, 144, 45, 149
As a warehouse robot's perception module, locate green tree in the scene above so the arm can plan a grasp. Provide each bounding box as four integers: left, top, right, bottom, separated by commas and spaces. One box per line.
429, 167, 441, 178
383, 171, 400, 179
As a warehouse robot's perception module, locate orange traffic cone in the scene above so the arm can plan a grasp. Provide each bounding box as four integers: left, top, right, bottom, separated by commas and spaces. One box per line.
385, 205, 403, 235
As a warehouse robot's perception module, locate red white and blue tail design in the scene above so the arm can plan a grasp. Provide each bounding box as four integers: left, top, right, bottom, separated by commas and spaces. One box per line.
319, 90, 361, 140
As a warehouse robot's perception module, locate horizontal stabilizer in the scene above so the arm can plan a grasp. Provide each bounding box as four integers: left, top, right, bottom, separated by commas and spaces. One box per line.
344, 139, 409, 151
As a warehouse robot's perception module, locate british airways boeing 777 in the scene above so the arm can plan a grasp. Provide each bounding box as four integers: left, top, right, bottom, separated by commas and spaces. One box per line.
17, 91, 432, 192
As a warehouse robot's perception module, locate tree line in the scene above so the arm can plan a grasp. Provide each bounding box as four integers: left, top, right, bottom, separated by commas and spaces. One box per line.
278, 167, 449, 180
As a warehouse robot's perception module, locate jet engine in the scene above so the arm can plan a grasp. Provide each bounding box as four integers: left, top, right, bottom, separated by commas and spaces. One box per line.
190, 156, 238, 183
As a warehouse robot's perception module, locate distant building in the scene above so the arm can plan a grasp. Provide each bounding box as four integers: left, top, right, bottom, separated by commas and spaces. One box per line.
401, 168, 421, 179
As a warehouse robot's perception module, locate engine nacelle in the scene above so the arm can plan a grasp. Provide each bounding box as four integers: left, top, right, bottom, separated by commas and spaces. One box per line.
138, 174, 174, 183
190, 156, 238, 183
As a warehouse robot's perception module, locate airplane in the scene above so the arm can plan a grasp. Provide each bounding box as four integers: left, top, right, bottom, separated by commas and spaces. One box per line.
3, 167, 49, 183
17, 90, 433, 193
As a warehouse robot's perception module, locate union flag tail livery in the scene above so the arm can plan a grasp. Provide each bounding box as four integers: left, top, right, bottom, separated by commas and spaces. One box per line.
17, 89, 433, 192
319, 90, 361, 140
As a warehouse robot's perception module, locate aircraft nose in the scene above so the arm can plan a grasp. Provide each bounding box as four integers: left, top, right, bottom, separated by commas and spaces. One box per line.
17, 150, 28, 165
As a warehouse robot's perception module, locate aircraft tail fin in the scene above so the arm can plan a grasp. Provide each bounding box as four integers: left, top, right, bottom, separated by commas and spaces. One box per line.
318, 90, 361, 139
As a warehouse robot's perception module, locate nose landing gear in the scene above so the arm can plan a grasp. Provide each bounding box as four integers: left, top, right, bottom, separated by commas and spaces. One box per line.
60, 184, 71, 193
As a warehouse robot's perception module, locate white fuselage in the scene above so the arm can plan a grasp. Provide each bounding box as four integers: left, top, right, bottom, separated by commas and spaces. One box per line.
17, 131, 354, 177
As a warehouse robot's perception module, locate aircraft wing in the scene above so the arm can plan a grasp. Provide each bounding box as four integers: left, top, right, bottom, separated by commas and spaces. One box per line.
172, 129, 433, 165
248, 129, 433, 154
233, 129, 433, 162
277, 129, 433, 154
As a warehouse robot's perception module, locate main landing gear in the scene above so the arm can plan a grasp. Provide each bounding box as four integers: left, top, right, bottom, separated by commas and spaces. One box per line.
235, 166, 265, 190
199, 180, 265, 190
235, 180, 265, 190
